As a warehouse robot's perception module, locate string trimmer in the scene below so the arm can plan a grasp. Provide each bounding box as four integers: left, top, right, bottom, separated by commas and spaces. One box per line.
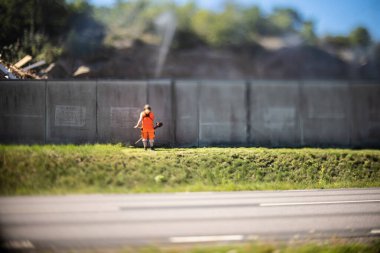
135, 122, 163, 145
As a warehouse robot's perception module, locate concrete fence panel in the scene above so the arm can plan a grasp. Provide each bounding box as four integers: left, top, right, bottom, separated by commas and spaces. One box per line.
97, 81, 147, 144
1, 80, 379, 148
0, 81, 46, 143
46, 81, 97, 143
175, 80, 199, 147
198, 80, 247, 146
300, 81, 351, 147
147, 80, 173, 146
350, 82, 380, 148
249, 80, 301, 147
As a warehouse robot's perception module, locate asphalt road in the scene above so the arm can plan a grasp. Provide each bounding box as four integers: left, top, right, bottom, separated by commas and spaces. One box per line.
1, 188, 380, 250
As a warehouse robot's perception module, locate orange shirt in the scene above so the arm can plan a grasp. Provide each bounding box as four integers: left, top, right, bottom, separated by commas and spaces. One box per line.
142, 112, 154, 131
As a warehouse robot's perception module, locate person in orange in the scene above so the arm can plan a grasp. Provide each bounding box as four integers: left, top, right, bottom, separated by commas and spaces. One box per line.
134, 104, 155, 150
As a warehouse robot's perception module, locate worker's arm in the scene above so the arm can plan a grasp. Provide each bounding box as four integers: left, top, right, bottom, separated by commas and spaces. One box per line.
134, 112, 144, 128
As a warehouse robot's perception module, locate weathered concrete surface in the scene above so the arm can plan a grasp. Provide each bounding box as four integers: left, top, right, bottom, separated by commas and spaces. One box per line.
249, 80, 301, 147
175, 81, 199, 147
97, 81, 147, 145
46, 81, 97, 143
300, 81, 350, 147
146, 80, 173, 146
0, 81, 45, 143
1, 80, 380, 148
350, 82, 380, 148
198, 80, 247, 146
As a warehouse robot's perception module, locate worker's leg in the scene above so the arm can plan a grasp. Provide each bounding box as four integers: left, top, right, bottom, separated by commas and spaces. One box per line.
141, 131, 148, 150
143, 140, 148, 150
149, 131, 155, 150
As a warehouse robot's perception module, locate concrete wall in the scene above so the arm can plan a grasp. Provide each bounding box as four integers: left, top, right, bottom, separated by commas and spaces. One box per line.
0, 80, 379, 148
147, 80, 174, 146
175, 80, 199, 147
46, 81, 97, 143
350, 82, 380, 148
300, 81, 351, 147
0, 81, 45, 144
199, 80, 247, 146
249, 80, 301, 147
97, 81, 147, 144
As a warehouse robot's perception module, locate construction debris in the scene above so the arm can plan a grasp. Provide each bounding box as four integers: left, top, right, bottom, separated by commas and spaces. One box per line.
0, 62, 18, 79
23, 60, 46, 71
0, 58, 43, 79
41, 63, 55, 75
73, 65, 90, 77
14, 55, 32, 68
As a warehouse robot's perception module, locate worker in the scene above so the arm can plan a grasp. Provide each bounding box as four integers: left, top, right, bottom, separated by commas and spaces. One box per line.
134, 104, 155, 151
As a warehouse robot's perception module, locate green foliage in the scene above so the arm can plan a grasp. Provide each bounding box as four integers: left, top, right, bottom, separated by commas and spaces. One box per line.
94, 0, 166, 48
324, 35, 351, 49
300, 21, 317, 45
0, 145, 379, 195
267, 8, 302, 35
179, 4, 305, 47
1, 0, 373, 62
190, 9, 231, 47
0, 0, 72, 63
1, 32, 62, 63
349, 26, 371, 47
323, 26, 372, 50
0, 0, 104, 63
73, 240, 380, 253
93, 1, 316, 49
0, 0, 70, 46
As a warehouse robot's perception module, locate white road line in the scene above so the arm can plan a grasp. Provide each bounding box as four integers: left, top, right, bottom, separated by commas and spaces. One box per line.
3, 240, 35, 249
370, 229, 380, 234
169, 235, 244, 243
260, 199, 380, 207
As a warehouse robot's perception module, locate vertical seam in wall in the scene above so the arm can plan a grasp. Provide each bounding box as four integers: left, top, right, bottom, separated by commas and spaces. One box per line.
146, 80, 150, 103
171, 79, 176, 147
347, 80, 354, 147
299, 80, 304, 147
197, 80, 200, 147
95, 80, 98, 143
44, 80, 48, 144
245, 80, 251, 146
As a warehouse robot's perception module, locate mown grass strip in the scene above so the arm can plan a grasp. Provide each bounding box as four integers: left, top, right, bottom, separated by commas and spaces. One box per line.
0, 144, 379, 195
13, 240, 379, 253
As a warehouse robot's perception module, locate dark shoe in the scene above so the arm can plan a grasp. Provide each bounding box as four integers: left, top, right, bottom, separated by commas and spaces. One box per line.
144, 147, 148, 151
150, 147, 155, 151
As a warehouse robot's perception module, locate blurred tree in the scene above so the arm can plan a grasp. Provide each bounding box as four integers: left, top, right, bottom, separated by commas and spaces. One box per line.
0, 0, 104, 63
267, 8, 302, 35
349, 26, 371, 47
0, 0, 72, 63
0, 0, 70, 46
65, 0, 105, 57
172, 1, 206, 49
190, 2, 242, 47
241, 6, 264, 37
95, 0, 166, 47
324, 35, 351, 49
300, 21, 317, 45
175, 0, 197, 29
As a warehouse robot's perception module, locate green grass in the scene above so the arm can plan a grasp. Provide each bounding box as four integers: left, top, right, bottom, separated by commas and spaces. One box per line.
29, 240, 380, 253
128, 241, 380, 253
0, 144, 380, 195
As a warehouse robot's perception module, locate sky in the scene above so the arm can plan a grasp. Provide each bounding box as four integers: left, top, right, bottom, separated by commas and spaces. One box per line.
89, 0, 380, 40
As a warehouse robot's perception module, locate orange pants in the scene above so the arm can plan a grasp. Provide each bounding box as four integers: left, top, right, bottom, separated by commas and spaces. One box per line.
141, 130, 155, 140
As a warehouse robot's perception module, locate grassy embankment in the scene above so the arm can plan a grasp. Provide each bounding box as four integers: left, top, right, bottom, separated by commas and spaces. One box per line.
0, 144, 379, 195
29, 240, 380, 253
